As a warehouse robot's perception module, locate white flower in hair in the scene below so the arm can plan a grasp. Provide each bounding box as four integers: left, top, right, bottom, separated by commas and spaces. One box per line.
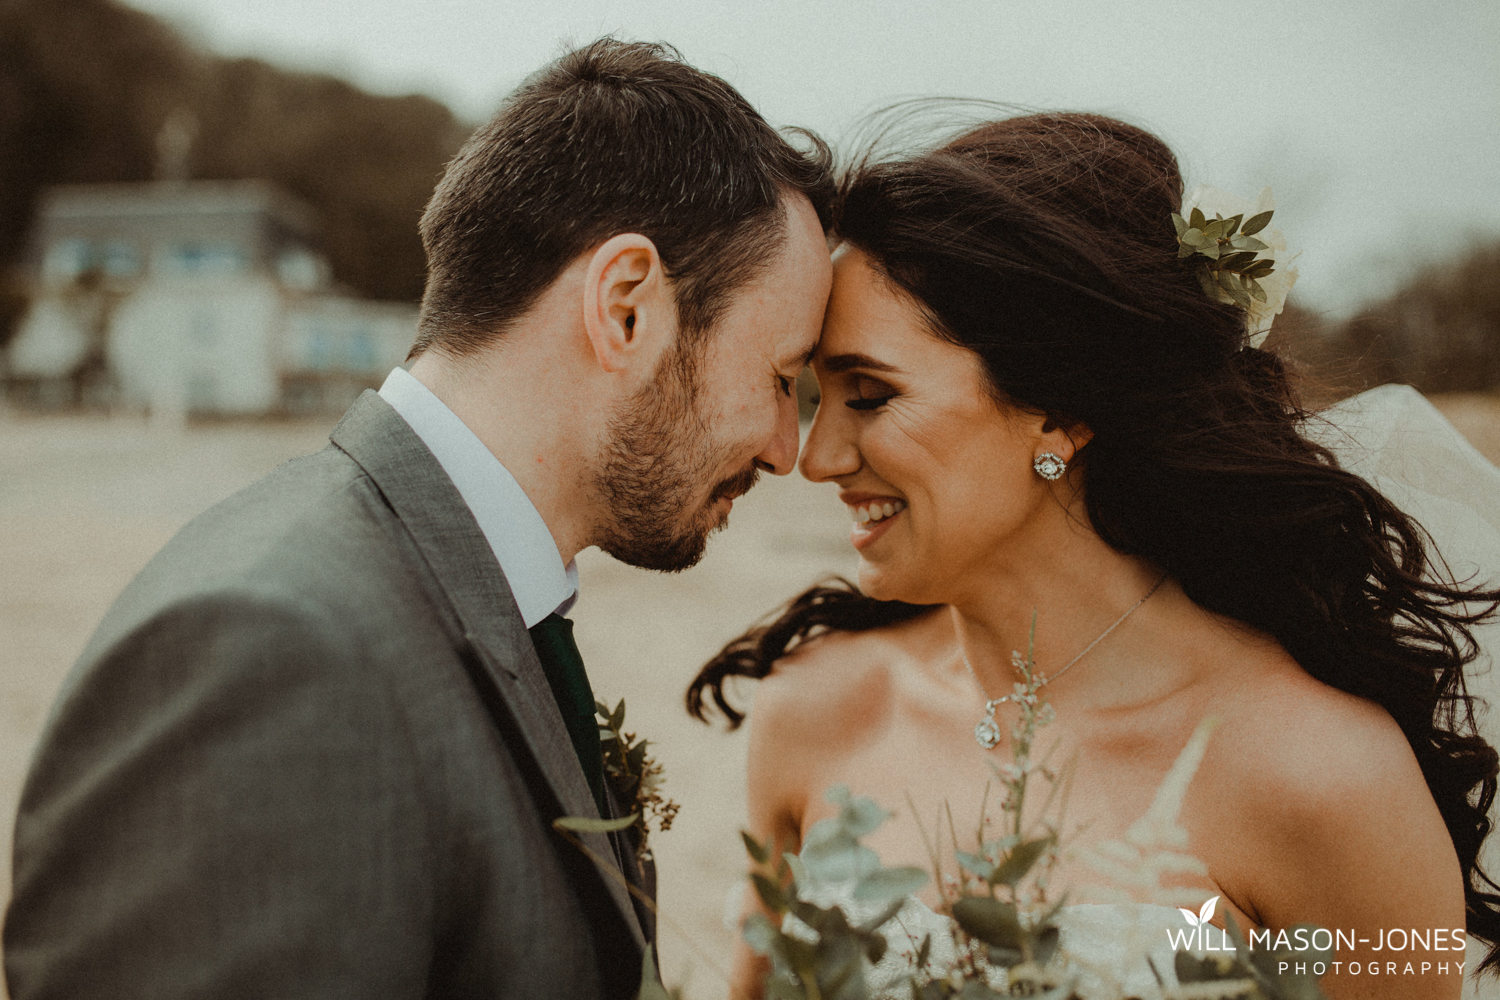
1177, 184, 1300, 348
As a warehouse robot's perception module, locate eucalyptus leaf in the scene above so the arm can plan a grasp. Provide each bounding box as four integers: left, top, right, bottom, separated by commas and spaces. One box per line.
1198, 241, 1222, 260
1178, 241, 1197, 259
951, 896, 1023, 949
853, 865, 930, 902
1224, 213, 1243, 238
991, 837, 1052, 887
1221, 271, 1252, 308
801, 837, 881, 885
1033, 924, 1061, 965
986, 944, 1025, 969
1197, 268, 1220, 299
860, 926, 889, 966
1182, 227, 1206, 247
856, 897, 908, 935
814, 939, 867, 1000
1241, 209, 1274, 236
1248, 277, 1268, 303
742, 831, 770, 865
1249, 921, 1333, 999
1171, 212, 1189, 237
764, 978, 804, 1000
1218, 251, 1257, 271
839, 796, 889, 839
554, 813, 640, 833
959, 983, 1009, 1000
742, 913, 779, 956
751, 872, 787, 912
1174, 951, 1248, 984
956, 850, 996, 880
610, 699, 627, 731
1189, 207, 1207, 230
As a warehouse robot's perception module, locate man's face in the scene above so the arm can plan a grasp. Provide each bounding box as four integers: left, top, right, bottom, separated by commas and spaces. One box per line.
594, 194, 832, 571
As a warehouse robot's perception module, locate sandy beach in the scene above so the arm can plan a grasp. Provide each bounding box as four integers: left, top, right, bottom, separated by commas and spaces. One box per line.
3, 394, 1499, 997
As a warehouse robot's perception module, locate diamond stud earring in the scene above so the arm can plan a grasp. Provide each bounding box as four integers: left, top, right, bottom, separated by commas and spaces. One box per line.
1033, 451, 1066, 481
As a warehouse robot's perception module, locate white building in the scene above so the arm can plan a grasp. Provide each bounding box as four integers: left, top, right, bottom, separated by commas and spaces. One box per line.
4, 180, 417, 415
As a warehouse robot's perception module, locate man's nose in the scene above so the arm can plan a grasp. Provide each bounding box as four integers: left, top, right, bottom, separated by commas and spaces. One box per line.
753, 391, 802, 476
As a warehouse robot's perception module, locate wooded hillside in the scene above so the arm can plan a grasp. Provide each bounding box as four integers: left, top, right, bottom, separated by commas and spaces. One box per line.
0, 0, 469, 319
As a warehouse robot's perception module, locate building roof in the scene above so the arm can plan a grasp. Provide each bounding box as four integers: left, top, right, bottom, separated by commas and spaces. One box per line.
37, 179, 318, 242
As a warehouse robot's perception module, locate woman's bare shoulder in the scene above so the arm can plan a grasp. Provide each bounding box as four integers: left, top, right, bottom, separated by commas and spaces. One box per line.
1214, 654, 1422, 807
750, 606, 951, 748
743, 607, 952, 841
1203, 651, 1459, 924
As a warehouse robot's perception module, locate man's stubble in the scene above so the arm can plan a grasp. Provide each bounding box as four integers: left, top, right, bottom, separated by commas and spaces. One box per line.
592, 340, 760, 573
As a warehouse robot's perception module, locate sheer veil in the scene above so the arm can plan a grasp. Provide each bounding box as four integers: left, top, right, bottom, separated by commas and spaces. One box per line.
1309, 385, 1500, 919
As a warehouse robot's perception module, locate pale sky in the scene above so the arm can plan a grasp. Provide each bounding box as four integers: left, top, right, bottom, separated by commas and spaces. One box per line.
125, 0, 1500, 317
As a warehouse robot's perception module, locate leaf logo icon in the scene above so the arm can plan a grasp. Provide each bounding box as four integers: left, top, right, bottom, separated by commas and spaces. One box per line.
1178, 895, 1219, 927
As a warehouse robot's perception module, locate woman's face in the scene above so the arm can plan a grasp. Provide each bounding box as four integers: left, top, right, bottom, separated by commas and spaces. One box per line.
801, 248, 1065, 605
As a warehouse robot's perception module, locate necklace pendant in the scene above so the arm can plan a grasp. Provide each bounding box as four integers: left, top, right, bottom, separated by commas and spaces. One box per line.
974, 715, 1002, 749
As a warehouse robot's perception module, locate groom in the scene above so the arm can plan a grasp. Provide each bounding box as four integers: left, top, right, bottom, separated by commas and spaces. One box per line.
4, 39, 833, 1000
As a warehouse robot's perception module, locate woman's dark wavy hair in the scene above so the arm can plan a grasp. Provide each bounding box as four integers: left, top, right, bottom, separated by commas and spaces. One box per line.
685, 109, 1500, 963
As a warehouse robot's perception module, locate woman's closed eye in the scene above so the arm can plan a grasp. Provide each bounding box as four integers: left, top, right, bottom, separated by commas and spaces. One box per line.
845, 375, 897, 411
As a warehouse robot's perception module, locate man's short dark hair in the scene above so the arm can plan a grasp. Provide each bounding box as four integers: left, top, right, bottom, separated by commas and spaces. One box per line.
411, 38, 834, 358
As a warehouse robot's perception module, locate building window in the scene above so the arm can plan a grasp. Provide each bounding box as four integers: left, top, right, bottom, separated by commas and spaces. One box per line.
43, 238, 142, 282
43, 239, 94, 281
160, 242, 246, 277
100, 240, 141, 277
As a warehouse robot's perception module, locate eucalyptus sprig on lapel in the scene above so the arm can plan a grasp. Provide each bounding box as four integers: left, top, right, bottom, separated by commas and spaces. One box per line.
594, 698, 680, 862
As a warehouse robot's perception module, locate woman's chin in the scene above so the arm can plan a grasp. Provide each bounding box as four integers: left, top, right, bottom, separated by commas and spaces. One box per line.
856, 560, 929, 605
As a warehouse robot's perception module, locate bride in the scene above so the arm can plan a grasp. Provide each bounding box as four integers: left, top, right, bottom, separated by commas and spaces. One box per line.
688, 112, 1500, 999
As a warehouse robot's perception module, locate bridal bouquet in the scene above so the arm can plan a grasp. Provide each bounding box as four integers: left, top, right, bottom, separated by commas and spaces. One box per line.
729, 636, 1330, 1000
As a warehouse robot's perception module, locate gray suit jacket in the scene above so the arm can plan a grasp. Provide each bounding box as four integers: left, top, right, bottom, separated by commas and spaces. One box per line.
5, 392, 647, 999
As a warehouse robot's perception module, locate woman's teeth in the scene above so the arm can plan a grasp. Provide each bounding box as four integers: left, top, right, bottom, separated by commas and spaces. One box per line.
849, 499, 906, 524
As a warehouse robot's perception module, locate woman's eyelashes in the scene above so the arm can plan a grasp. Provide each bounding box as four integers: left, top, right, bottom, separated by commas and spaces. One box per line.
777, 375, 793, 397
844, 375, 897, 411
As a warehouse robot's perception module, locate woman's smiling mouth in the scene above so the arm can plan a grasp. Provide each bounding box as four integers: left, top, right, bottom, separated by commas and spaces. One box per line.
847, 498, 906, 524
844, 497, 907, 550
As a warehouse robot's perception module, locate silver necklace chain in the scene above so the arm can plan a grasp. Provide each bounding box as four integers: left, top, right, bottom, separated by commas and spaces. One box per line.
962, 573, 1168, 749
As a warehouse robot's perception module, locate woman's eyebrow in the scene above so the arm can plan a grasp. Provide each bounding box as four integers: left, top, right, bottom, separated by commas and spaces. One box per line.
818, 352, 901, 375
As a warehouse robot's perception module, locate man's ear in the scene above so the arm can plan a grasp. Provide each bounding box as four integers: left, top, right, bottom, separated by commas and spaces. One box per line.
581, 233, 671, 374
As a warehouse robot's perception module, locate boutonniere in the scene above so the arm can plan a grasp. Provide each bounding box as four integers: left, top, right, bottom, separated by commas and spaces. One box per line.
556, 698, 681, 863
595, 698, 680, 861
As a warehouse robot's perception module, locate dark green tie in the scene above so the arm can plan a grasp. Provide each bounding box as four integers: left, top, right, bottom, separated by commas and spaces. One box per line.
527, 613, 607, 817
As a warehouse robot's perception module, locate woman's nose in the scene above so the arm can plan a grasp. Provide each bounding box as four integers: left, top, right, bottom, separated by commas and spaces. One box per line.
798, 398, 860, 483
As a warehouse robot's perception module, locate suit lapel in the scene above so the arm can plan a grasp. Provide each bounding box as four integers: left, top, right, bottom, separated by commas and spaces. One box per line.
329, 391, 645, 947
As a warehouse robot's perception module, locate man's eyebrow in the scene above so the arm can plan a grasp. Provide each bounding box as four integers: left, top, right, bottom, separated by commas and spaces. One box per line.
781, 344, 818, 371
818, 352, 901, 375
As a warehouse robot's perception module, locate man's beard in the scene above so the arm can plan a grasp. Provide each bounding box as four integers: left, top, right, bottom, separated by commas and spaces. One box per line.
592, 344, 760, 572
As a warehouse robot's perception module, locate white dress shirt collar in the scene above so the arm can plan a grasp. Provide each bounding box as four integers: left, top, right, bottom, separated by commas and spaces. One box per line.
378, 367, 578, 628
